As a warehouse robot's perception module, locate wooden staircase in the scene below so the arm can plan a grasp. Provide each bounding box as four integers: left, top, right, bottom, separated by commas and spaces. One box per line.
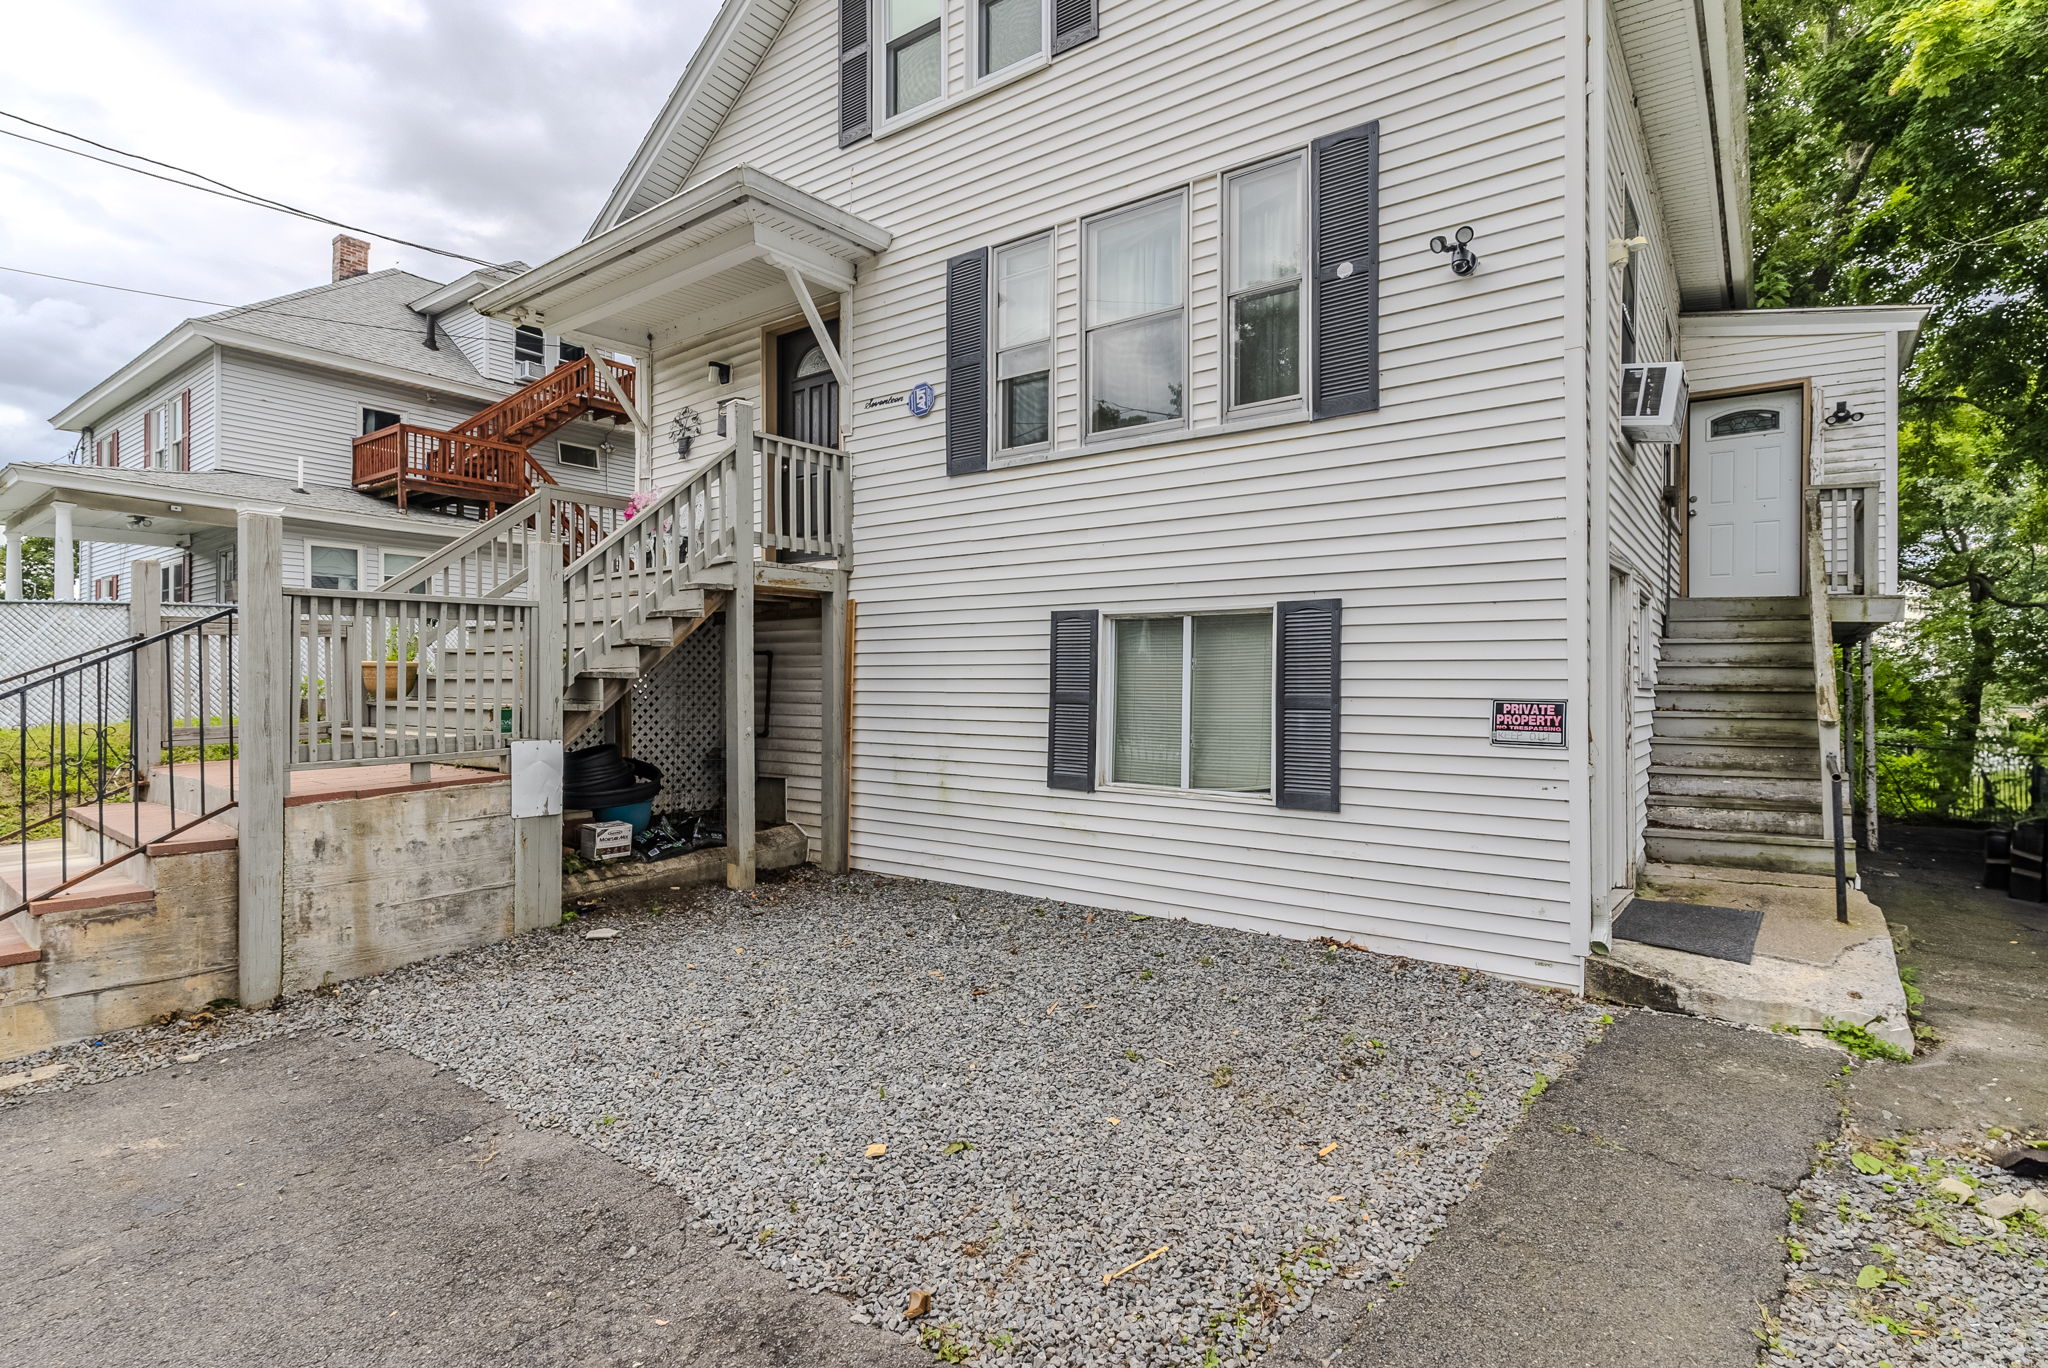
351, 357, 635, 516
1646, 595, 1848, 876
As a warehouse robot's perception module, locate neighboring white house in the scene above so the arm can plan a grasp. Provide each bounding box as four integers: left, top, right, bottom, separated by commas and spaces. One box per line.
449, 0, 1925, 990
0, 236, 638, 605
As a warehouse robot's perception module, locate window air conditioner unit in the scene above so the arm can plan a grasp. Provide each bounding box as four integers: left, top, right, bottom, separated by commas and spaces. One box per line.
1619, 361, 1686, 443
515, 359, 545, 382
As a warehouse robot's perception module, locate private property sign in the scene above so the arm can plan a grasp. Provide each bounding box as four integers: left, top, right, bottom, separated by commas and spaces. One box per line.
1491, 700, 1567, 748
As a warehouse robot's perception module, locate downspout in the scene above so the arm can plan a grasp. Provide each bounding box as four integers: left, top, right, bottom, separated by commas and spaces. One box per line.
1586, 0, 1617, 948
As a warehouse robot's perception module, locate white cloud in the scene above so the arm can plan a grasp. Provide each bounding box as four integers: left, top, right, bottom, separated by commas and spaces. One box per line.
0, 0, 718, 462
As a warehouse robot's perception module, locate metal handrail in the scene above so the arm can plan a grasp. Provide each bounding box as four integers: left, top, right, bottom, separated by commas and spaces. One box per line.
3, 607, 239, 923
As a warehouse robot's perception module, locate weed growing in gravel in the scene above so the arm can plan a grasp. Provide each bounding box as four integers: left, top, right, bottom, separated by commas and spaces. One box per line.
918, 1321, 972, 1362
1523, 1073, 1551, 1102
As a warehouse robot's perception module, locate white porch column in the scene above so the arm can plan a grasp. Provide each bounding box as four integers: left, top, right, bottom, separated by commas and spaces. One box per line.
1, 527, 19, 600
52, 501, 76, 600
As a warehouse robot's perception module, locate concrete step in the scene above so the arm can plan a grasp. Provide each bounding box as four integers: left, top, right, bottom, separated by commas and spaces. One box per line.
0, 918, 38, 967
1649, 736, 1820, 773
1657, 664, 1815, 691
0, 838, 155, 943
1643, 827, 1853, 878
1648, 764, 1819, 804
1651, 709, 1820, 744
1657, 637, 1812, 668
66, 803, 238, 865
1655, 686, 1816, 715
1665, 595, 1810, 621
1649, 796, 1823, 839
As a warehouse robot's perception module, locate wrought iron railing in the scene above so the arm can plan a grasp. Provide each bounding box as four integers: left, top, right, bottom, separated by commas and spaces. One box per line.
1, 608, 239, 921
1874, 733, 2048, 823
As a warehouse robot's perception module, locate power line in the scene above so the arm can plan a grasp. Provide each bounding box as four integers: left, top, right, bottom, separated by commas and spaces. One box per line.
0, 112, 504, 270
0, 263, 468, 338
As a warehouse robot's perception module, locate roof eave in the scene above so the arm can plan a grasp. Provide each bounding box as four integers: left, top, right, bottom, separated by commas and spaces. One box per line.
588, 0, 763, 239
49, 324, 214, 431
196, 322, 510, 402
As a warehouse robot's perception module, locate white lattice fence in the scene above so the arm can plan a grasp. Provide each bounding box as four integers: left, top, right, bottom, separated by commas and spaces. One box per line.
0, 602, 132, 686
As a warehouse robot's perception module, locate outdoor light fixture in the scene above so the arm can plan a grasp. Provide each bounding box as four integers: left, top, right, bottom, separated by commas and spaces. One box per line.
708, 360, 732, 385
166, 504, 183, 513
1823, 399, 1864, 427
1429, 226, 1480, 276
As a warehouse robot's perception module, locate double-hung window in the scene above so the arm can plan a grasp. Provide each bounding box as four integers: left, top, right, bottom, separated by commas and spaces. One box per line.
979, 0, 1044, 77
149, 398, 186, 469
993, 235, 1052, 454
885, 0, 942, 117
1110, 612, 1273, 794
1619, 192, 1641, 365
1084, 193, 1186, 437
308, 544, 361, 591
1226, 155, 1307, 411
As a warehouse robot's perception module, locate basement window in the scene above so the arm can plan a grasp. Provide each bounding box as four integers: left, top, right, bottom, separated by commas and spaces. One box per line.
1108, 611, 1273, 794
308, 544, 360, 591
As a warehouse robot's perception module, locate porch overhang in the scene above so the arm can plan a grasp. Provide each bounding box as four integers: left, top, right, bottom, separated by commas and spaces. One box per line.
472, 167, 892, 352
0, 464, 471, 546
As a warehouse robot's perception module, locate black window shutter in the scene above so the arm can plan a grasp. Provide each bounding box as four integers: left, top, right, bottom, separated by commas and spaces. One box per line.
1047, 610, 1099, 791
1051, 0, 1100, 54
1274, 599, 1341, 811
945, 247, 990, 476
839, 0, 871, 147
1310, 120, 1380, 419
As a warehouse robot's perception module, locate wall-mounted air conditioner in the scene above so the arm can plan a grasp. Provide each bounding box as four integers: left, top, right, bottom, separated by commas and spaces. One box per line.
515, 359, 545, 382
1619, 361, 1686, 443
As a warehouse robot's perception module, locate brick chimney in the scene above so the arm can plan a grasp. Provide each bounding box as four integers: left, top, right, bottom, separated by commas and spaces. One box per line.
331, 234, 371, 282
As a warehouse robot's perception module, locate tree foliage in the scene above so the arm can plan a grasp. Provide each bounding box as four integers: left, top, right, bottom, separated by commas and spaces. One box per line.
1746, 0, 2048, 735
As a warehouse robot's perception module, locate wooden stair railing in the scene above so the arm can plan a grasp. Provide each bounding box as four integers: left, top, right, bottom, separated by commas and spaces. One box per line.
450, 357, 635, 449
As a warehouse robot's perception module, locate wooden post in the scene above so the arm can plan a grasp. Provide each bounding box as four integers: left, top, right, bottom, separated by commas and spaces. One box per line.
235, 513, 288, 1008
725, 401, 758, 889
820, 577, 848, 874
514, 534, 566, 932
129, 560, 164, 798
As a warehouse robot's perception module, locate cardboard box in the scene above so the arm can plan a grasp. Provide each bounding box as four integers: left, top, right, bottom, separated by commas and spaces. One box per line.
580, 820, 635, 862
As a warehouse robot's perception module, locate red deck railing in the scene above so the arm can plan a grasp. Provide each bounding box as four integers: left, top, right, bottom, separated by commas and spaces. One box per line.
352, 425, 533, 511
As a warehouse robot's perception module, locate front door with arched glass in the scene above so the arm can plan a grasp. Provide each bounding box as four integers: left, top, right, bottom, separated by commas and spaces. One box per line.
774, 324, 838, 555
1687, 391, 1802, 597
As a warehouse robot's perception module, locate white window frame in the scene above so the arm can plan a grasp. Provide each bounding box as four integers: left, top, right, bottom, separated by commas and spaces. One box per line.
378, 549, 426, 591
150, 398, 186, 470
217, 548, 238, 602
1099, 606, 1277, 800
1082, 189, 1191, 444
306, 542, 363, 592
876, 0, 946, 127
1223, 151, 1311, 419
557, 441, 602, 471
972, 0, 1050, 83
990, 231, 1054, 462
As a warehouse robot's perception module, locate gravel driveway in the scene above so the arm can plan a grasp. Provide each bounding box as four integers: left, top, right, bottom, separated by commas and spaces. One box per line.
7, 870, 1603, 1367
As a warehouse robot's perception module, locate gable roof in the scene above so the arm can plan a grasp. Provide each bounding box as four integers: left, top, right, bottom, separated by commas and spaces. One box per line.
51, 268, 512, 431
588, 0, 800, 238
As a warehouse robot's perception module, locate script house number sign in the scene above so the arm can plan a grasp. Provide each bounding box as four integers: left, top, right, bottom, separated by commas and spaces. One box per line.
1491, 699, 1567, 748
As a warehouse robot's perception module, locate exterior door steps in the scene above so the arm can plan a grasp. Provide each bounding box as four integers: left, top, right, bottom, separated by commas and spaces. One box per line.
1650, 595, 1843, 877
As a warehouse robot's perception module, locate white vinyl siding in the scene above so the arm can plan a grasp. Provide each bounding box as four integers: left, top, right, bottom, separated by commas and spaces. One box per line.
634, 0, 1585, 986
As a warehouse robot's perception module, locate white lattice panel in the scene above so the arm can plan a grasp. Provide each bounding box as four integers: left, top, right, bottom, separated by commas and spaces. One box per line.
628, 620, 725, 811
0, 602, 132, 685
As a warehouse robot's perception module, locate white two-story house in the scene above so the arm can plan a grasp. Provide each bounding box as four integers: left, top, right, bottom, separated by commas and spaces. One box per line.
0, 235, 639, 607
443, 0, 1923, 990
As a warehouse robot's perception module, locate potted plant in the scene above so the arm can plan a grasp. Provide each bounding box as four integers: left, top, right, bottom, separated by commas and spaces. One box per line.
361, 624, 421, 700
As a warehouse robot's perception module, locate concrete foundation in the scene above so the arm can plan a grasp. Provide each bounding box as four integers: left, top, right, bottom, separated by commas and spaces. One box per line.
1589, 862, 1914, 1054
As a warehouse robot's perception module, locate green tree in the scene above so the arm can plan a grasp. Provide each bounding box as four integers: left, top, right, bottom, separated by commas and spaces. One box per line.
1747, 0, 2048, 739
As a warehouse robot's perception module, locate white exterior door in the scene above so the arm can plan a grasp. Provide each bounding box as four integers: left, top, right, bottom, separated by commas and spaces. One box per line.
1688, 391, 1802, 597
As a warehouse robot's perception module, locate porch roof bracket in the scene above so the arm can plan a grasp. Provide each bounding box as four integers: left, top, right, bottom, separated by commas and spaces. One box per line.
585, 346, 650, 433
776, 260, 851, 392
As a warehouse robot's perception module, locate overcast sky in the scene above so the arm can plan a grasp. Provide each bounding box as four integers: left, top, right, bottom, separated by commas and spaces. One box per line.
0, 0, 720, 464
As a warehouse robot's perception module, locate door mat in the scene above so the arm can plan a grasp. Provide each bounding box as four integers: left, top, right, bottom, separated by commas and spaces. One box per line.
1613, 899, 1764, 964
